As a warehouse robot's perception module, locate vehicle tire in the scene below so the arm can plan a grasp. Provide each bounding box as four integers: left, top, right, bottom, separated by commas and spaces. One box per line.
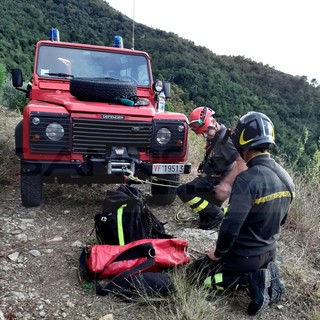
149, 174, 180, 206
70, 78, 137, 102
15, 120, 23, 158
21, 173, 43, 207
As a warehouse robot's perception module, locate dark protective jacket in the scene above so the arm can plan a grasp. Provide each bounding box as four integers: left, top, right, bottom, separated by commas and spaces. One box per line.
200, 124, 239, 177
215, 153, 295, 258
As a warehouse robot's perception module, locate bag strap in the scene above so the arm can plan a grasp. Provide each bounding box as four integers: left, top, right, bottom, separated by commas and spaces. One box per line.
96, 255, 156, 296
117, 203, 127, 246
96, 242, 156, 296
96, 242, 155, 279
113, 242, 154, 261
79, 242, 155, 280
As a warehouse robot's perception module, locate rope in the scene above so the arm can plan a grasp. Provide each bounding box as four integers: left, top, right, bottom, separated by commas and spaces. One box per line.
127, 174, 180, 188
125, 172, 197, 222
175, 210, 198, 222
151, 176, 181, 185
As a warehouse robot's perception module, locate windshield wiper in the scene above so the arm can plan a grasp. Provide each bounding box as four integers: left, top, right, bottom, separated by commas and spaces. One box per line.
102, 77, 120, 81
45, 73, 74, 78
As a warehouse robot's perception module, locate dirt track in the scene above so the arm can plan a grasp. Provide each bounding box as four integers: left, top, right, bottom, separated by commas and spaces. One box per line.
0, 180, 313, 320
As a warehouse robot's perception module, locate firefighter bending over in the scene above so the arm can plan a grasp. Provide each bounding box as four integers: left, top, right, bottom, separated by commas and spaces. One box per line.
177, 106, 246, 230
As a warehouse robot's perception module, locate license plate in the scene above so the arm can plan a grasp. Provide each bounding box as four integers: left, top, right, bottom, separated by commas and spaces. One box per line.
152, 164, 184, 174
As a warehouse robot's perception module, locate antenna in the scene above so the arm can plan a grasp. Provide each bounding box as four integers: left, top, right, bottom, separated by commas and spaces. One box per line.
132, 0, 135, 49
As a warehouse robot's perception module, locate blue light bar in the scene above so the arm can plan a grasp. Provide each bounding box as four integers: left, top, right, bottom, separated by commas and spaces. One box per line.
49, 28, 60, 41
113, 36, 124, 48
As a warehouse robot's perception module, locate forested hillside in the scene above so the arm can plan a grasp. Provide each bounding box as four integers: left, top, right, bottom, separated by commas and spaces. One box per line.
0, 0, 319, 175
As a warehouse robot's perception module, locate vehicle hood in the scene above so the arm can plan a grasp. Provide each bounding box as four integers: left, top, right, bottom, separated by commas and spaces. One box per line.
37, 92, 156, 117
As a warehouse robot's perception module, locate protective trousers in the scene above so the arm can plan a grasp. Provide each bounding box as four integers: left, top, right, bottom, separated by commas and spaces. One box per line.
186, 249, 276, 292
176, 177, 223, 221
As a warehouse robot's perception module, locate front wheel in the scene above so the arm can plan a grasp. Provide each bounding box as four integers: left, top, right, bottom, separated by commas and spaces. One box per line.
21, 173, 43, 207
149, 174, 180, 206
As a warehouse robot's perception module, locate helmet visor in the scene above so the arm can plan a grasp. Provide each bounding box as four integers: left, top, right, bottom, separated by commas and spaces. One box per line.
189, 119, 204, 131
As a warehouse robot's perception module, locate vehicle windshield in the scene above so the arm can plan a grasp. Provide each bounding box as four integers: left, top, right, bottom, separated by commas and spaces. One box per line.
36, 45, 151, 86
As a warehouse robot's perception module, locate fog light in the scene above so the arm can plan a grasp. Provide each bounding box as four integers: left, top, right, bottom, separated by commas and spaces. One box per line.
32, 117, 40, 125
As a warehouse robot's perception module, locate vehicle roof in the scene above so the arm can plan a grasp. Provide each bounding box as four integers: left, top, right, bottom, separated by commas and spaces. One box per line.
36, 40, 150, 58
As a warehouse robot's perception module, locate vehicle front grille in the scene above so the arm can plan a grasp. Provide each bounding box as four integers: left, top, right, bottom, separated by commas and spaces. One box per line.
29, 112, 70, 152
151, 120, 188, 155
72, 118, 152, 155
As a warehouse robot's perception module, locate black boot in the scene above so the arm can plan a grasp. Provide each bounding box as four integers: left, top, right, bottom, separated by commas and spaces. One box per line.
247, 268, 271, 316
199, 207, 223, 230
266, 261, 285, 304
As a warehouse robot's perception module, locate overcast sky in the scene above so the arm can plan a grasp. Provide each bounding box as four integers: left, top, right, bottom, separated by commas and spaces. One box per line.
106, 0, 319, 82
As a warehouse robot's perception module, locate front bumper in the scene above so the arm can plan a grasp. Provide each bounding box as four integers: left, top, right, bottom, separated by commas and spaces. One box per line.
20, 159, 191, 184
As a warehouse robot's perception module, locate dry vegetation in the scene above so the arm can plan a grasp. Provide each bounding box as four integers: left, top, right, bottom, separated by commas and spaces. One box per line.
0, 108, 20, 185
0, 107, 320, 319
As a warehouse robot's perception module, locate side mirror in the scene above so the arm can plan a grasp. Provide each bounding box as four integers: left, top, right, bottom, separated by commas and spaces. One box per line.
11, 69, 24, 88
163, 82, 171, 98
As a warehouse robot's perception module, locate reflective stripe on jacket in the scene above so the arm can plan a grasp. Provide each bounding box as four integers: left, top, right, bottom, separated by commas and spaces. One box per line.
215, 153, 295, 258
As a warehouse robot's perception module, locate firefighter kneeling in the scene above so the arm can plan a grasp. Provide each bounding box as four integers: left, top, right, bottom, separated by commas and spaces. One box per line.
187, 111, 295, 315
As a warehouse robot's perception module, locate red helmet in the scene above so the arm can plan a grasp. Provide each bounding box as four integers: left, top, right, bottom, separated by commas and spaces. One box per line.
189, 107, 215, 134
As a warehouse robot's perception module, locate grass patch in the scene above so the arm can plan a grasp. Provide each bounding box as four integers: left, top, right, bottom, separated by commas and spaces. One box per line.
286, 171, 320, 265
0, 106, 21, 184
146, 268, 226, 320
89, 267, 228, 320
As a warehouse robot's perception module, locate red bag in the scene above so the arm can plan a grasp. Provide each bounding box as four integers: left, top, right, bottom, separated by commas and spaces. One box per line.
86, 238, 190, 279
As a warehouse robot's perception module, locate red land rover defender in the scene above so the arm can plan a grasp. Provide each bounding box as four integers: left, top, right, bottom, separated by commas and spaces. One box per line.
12, 29, 191, 208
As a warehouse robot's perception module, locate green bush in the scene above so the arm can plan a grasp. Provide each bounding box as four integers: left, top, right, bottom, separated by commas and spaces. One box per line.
0, 66, 28, 112
1, 79, 28, 112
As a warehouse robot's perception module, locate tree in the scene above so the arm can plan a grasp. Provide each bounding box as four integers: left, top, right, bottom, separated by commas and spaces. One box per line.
0, 64, 5, 89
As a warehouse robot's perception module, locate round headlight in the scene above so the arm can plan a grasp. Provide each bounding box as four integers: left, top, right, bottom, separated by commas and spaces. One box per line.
156, 128, 171, 145
45, 123, 64, 141
178, 124, 184, 132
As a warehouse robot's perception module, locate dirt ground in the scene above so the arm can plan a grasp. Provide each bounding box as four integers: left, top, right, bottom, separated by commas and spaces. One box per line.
0, 110, 318, 320
0, 179, 316, 320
